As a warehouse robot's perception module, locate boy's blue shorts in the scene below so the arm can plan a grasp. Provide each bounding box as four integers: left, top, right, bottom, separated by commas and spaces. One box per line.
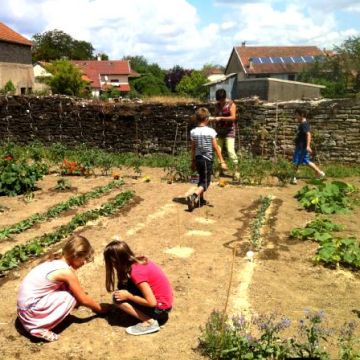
293, 147, 310, 165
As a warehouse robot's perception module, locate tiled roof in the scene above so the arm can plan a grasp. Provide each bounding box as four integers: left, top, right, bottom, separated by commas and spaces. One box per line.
0, 22, 32, 46
234, 46, 324, 74
72, 60, 131, 88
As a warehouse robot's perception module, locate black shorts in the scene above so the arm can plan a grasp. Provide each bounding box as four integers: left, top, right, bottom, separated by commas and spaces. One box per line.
195, 155, 213, 190
113, 280, 171, 321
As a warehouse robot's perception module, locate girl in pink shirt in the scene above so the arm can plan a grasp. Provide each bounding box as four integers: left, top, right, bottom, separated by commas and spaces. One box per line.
17, 234, 109, 342
104, 240, 173, 336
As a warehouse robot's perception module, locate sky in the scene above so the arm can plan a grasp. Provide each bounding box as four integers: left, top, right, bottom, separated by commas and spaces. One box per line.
1, 0, 360, 69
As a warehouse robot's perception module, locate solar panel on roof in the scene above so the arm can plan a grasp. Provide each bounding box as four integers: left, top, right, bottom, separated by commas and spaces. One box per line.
292, 56, 304, 63
251, 57, 262, 64
259, 57, 272, 64
303, 56, 315, 63
282, 56, 295, 63
271, 57, 283, 63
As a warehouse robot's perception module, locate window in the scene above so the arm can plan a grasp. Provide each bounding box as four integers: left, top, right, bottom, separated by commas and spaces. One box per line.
288, 74, 295, 81
110, 79, 119, 83
20, 87, 26, 95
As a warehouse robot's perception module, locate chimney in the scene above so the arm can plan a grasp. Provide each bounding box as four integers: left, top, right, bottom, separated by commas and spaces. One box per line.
248, 57, 253, 69
242, 41, 246, 47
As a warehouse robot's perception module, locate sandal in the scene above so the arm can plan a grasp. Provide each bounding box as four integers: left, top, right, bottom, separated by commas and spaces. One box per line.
30, 329, 59, 342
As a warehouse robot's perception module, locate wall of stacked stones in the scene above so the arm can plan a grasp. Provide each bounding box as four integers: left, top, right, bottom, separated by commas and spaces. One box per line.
0, 95, 359, 163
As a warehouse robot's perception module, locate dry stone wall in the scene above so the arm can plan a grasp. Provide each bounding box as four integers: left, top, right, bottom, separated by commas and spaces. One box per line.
0, 95, 359, 163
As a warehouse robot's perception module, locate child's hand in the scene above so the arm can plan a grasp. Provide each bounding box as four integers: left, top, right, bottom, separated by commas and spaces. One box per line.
114, 289, 131, 302
215, 117, 221, 122
220, 162, 228, 170
98, 303, 112, 314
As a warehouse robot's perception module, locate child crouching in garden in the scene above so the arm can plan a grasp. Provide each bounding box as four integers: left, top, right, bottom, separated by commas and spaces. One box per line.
187, 107, 227, 211
17, 234, 109, 342
103, 240, 173, 336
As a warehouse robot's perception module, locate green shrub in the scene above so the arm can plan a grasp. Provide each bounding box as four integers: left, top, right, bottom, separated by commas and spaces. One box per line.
0, 156, 48, 196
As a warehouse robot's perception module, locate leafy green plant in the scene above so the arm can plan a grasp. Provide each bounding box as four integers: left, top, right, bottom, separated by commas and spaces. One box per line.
0, 156, 48, 196
290, 310, 330, 359
290, 218, 343, 242
0, 179, 124, 241
271, 158, 296, 186
291, 218, 360, 269
295, 180, 356, 214
338, 321, 360, 360
0, 190, 133, 274
165, 152, 192, 183
315, 236, 360, 269
54, 178, 72, 191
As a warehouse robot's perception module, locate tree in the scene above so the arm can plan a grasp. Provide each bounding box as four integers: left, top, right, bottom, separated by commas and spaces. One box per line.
44, 60, 88, 96
95, 52, 109, 60
334, 36, 360, 92
176, 70, 208, 99
123, 55, 169, 96
32, 29, 95, 61
165, 65, 192, 92
298, 36, 360, 97
130, 75, 169, 96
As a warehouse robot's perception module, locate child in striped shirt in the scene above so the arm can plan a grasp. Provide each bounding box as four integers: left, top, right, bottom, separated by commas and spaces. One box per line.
187, 108, 227, 211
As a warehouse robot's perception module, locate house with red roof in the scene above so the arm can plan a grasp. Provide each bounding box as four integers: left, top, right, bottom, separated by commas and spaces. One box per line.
225, 44, 325, 81
0, 22, 34, 94
204, 44, 326, 101
72, 59, 139, 97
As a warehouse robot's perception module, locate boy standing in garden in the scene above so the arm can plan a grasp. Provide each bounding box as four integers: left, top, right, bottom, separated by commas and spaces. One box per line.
187, 107, 227, 211
292, 108, 325, 184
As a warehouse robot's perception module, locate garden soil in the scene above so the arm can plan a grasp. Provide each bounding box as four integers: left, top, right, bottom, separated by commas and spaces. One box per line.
0, 168, 359, 360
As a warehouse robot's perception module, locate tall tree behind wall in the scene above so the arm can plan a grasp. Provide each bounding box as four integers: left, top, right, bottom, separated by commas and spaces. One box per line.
32, 29, 96, 61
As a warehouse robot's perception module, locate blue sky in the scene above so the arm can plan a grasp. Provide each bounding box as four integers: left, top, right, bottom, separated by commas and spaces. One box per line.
1, 0, 359, 69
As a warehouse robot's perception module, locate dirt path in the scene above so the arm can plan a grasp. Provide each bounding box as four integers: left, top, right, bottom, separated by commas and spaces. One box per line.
0, 169, 359, 359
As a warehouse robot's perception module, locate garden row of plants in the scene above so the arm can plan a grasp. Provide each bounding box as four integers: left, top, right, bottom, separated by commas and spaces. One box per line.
292, 179, 359, 270
0, 190, 134, 275
250, 195, 273, 250
0, 179, 124, 241
2, 141, 360, 191
198, 309, 359, 360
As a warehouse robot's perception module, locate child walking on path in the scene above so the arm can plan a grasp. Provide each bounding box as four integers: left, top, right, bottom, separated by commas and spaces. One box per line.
104, 240, 173, 336
17, 234, 109, 342
187, 107, 227, 211
292, 108, 325, 184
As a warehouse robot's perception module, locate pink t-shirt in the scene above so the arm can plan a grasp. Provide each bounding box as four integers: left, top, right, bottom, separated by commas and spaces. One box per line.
130, 261, 173, 310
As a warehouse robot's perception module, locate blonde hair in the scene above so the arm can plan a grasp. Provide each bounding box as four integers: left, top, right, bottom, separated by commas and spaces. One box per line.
194, 107, 210, 123
47, 234, 94, 262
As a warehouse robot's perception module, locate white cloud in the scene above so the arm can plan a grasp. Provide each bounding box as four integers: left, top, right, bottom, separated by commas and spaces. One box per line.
1, 0, 359, 69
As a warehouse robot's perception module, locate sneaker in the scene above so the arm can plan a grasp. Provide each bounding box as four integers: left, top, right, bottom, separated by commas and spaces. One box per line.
290, 177, 297, 185
199, 198, 208, 206
125, 320, 160, 336
30, 329, 59, 342
187, 194, 197, 212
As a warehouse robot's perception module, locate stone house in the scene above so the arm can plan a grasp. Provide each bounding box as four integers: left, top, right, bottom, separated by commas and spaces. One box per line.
0, 22, 34, 94
72, 59, 139, 98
